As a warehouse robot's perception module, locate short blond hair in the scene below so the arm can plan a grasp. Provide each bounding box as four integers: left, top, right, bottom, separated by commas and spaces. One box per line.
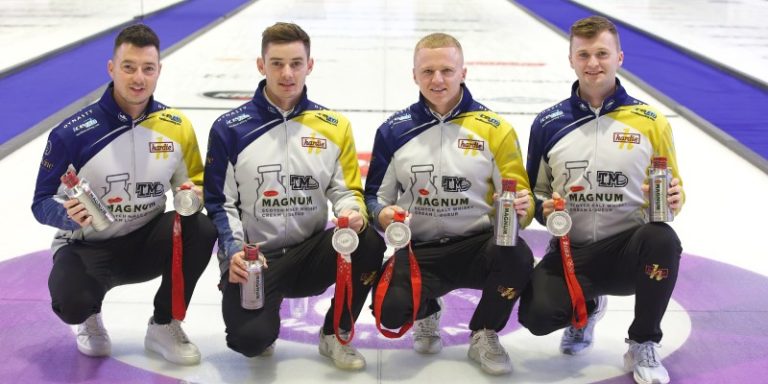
414, 33, 463, 60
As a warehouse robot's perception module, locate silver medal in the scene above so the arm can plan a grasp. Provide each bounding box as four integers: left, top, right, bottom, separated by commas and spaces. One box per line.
174, 189, 203, 216
385, 221, 411, 249
332, 227, 359, 256
546, 210, 572, 237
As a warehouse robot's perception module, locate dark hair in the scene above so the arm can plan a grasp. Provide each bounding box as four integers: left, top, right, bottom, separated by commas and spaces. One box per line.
261, 22, 310, 57
114, 24, 160, 53
570, 15, 621, 50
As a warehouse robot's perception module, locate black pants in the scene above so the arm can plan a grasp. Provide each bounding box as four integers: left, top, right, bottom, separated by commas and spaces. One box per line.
221, 226, 385, 357
518, 223, 682, 343
377, 232, 534, 333
48, 212, 217, 325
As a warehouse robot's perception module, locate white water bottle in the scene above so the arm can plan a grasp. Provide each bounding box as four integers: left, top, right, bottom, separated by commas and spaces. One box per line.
648, 157, 673, 222
60, 167, 114, 231
494, 179, 518, 246
241, 243, 265, 310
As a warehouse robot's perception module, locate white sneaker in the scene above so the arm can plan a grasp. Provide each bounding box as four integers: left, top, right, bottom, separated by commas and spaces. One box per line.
560, 295, 607, 355
318, 329, 366, 370
468, 329, 512, 375
144, 317, 201, 365
76, 313, 111, 357
413, 304, 443, 354
624, 339, 670, 384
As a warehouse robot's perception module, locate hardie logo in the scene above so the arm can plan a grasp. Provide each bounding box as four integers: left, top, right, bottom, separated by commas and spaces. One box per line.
458, 135, 484, 156
645, 264, 669, 281
302, 133, 326, 154
149, 137, 174, 159
613, 129, 640, 150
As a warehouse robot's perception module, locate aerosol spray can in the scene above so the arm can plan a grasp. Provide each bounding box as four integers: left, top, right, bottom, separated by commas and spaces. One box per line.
60, 167, 115, 231
241, 243, 265, 310
494, 179, 518, 246
648, 156, 673, 222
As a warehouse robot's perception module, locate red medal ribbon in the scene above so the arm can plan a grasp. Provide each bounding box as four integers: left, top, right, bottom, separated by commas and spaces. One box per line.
333, 217, 355, 345
554, 198, 586, 329
171, 213, 186, 320
373, 211, 422, 338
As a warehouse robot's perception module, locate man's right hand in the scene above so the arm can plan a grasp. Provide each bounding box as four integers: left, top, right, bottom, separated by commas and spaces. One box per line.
541, 192, 563, 219
62, 198, 93, 228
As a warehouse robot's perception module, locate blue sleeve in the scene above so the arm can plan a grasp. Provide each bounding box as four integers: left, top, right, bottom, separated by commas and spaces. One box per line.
364, 124, 395, 231
203, 124, 242, 259
31, 129, 80, 231
526, 117, 547, 226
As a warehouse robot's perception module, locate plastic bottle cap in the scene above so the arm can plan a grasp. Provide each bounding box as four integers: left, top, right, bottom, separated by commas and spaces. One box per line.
337, 216, 349, 228
61, 170, 80, 188
554, 198, 565, 211
652, 157, 667, 169
243, 244, 260, 260
502, 179, 517, 192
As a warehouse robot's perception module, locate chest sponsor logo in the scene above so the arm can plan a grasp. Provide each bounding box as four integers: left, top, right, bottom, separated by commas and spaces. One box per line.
136, 182, 165, 198
441, 176, 472, 192
225, 113, 251, 127
596, 171, 628, 187
561, 160, 628, 210
613, 132, 640, 143
72, 118, 99, 136
159, 113, 182, 125
150, 137, 174, 159
540, 109, 564, 127
302, 135, 326, 154
316, 112, 339, 126
290, 175, 319, 190
459, 136, 484, 156
613, 131, 640, 146
631, 107, 658, 121
477, 113, 500, 128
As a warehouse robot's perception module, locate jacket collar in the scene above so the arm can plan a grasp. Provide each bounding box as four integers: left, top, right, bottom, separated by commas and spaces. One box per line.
251, 79, 310, 119
98, 82, 157, 124
413, 83, 474, 122
569, 78, 628, 116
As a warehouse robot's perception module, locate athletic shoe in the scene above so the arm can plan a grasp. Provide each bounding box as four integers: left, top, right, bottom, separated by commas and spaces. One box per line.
413, 303, 443, 354
468, 329, 512, 375
144, 317, 201, 365
624, 339, 670, 384
76, 313, 111, 357
560, 295, 607, 355
318, 330, 366, 370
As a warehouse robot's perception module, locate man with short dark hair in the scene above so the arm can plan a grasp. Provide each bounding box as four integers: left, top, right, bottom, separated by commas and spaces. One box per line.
204, 22, 384, 371
32, 24, 216, 365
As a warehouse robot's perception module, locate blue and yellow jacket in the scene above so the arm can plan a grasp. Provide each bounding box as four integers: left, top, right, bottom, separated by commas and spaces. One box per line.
527, 79, 685, 246
365, 85, 533, 242
204, 80, 365, 273
31, 84, 204, 253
